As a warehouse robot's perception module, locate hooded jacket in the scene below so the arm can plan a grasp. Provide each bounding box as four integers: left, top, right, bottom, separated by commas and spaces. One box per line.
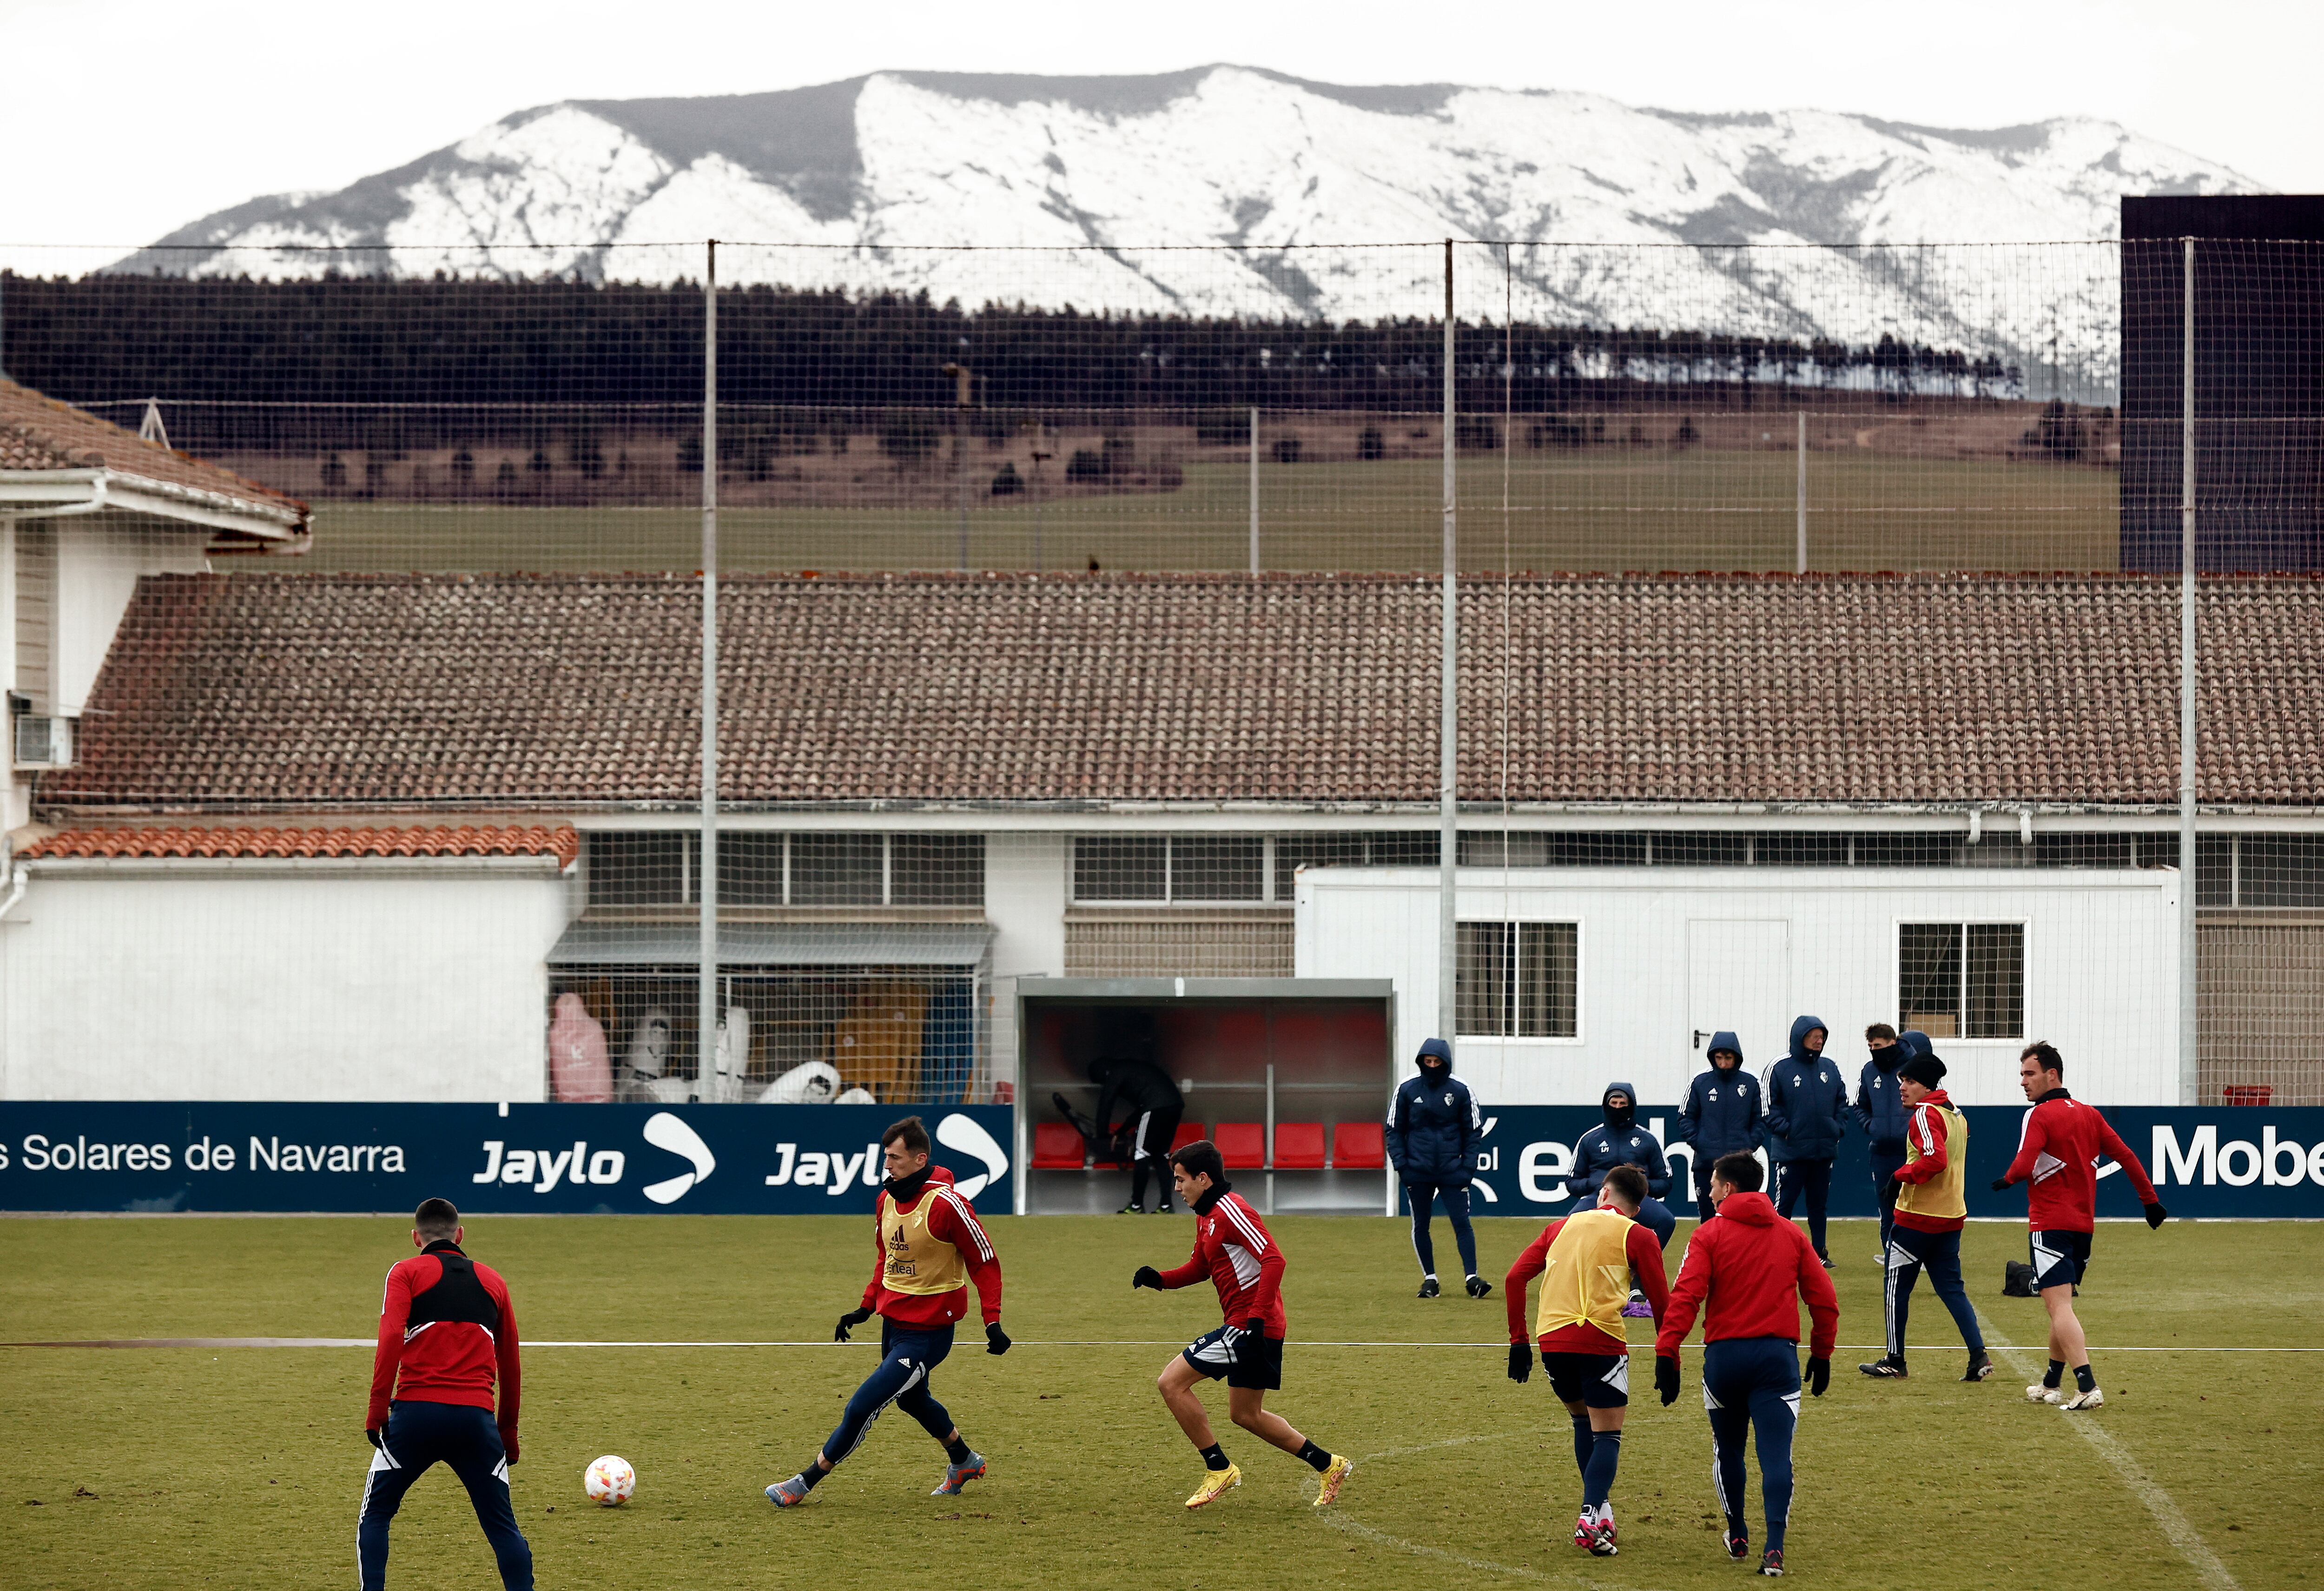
1089, 1055, 1182, 1134
1854, 1032, 1917, 1152
1563, 1081, 1670, 1202
1653, 1189, 1839, 1367
1674, 1032, 1763, 1164
1763, 1015, 1849, 1162
1386, 1050, 1481, 1185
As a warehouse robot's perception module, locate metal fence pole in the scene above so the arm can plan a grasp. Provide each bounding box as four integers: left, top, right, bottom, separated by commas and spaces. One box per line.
1795, 411, 1807, 573
1439, 240, 1459, 1046
1248, 405, 1260, 574
2178, 236, 2199, 1107
700, 239, 721, 1101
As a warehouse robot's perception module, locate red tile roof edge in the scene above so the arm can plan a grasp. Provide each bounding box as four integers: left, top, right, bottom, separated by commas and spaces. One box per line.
0, 379, 310, 520
20, 824, 579, 866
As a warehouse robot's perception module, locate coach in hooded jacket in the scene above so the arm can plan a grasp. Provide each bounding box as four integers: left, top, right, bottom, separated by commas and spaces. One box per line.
1386, 1038, 1486, 1297
1563, 1082, 1675, 1249
1674, 1032, 1762, 1219
1854, 1026, 1914, 1257
1764, 1016, 1848, 1266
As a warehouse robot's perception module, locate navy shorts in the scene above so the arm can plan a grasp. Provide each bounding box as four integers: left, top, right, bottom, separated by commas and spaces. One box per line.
1542, 1350, 1630, 1408
1183, 1324, 1284, 1391
2029, 1229, 2093, 1291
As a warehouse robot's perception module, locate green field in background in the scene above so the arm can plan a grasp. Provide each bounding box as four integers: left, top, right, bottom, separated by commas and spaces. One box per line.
7, 1213, 2298, 1591
290, 454, 2120, 575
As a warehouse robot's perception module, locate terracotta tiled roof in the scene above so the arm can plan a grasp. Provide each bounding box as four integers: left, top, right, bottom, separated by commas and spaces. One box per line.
21, 824, 579, 865
0, 379, 308, 525
47, 571, 2324, 812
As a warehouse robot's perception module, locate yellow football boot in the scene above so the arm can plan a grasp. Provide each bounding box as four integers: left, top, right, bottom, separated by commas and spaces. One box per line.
1184, 1462, 1242, 1509
1312, 1453, 1354, 1507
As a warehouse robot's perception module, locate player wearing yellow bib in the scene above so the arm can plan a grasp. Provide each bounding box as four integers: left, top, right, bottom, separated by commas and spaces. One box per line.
767, 1117, 1007, 1507
1858, 1052, 1992, 1383
1503, 1164, 1670, 1557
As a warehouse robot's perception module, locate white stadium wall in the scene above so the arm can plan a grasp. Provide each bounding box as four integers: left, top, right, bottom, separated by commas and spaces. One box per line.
1, 861, 569, 1101
1296, 866, 2180, 1108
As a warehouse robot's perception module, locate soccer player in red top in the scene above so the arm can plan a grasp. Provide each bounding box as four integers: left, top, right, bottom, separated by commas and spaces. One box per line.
768, 1116, 1008, 1506
360, 1197, 531, 1591
1503, 1164, 1670, 1557
1991, 1041, 2168, 1410
1654, 1153, 1839, 1578
1130, 1138, 1353, 1511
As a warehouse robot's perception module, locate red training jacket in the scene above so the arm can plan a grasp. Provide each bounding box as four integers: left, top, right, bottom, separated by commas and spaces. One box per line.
1892, 1089, 1967, 1235
858, 1165, 1005, 1329
367, 1241, 521, 1438
1155, 1188, 1288, 1337
1505, 1214, 1671, 1353
1999, 1090, 2159, 1232
1654, 1190, 1839, 1368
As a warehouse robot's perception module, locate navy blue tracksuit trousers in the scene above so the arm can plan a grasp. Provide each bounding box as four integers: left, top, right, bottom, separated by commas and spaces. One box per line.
1702, 1336, 1801, 1554
1884, 1224, 1985, 1363
359, 1400, 532, 1591
1408, 1182, 1478, 1279
824, 1321, 958, 1465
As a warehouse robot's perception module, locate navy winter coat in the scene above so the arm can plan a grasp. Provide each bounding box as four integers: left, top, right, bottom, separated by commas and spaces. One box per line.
1854, 1034, 1916, 1153
1563, 1080, 1671, 1201
1764, 1015, 1849, 1162
1386, 1067, 1480, 1185
1675, 1032, 1764, 1163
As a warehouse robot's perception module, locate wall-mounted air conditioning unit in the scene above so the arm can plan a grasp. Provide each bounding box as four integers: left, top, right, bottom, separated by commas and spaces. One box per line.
13, 714, 73, 769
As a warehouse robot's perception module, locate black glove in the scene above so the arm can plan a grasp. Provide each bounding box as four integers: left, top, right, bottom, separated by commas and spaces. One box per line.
1990, 1176, 2014, 1193
1655, 1355, 1680, 1407
1805, 1356, 1830, 1398
833, 1306, 873, 1342
1243, 1316, 1267, 1336
986, 1321, 1012, 1355
500, 1426, 521, 1466
1881, 1177, 1901, 1212
1132, 1265, 1164, 1290
364, 1427, 383, 1451
1507, 1343, 1532, 1383
2144, 1201, 2168, 1229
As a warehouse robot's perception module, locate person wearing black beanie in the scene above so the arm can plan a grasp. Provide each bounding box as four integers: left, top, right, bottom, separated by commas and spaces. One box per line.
1860, 1050, 1991, 1384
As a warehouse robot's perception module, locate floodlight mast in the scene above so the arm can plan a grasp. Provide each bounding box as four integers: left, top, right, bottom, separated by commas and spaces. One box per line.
700, 239, 720, 1100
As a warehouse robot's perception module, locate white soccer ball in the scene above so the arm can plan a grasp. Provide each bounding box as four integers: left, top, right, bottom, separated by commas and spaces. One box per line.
583, 1454, 636, 1507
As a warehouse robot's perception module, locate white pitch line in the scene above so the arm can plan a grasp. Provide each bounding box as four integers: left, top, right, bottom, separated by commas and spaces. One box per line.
6, 1337, 2318, 1352
1977, 1309, 2239, 1591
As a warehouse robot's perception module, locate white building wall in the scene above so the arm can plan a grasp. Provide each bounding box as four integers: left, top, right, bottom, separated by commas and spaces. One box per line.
983, 832, 1069, 1093
1298, 867, 2181, 1107
53, 521, 209, 715
1, 862, 568, 1101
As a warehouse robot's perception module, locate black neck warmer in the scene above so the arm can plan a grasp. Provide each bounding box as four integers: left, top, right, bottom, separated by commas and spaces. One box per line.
1191, 1180, 1234, 1215
885, 1165, 935, 1204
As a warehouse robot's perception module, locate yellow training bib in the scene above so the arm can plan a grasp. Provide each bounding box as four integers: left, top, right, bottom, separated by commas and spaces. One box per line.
1897, 1103, 1968, 1223
879, 1190, 967, 1296
1535, 1207, 1637, 1341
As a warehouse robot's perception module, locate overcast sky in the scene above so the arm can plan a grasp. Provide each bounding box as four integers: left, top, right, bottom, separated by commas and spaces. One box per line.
2, 0, 2316, 270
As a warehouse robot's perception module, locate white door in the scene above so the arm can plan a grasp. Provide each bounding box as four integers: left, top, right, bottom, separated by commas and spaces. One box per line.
1686, 919, 1792, 1077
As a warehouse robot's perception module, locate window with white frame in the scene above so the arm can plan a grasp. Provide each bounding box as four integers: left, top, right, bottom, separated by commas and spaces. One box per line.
1899, 922, 2024, 1039
1072, 835, 1267, 903
1455, 921, 1579, 1038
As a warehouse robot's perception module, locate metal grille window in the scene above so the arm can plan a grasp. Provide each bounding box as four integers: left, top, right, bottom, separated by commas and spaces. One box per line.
1456, 921, 1579, 1038
1899, 922, 2024, 1039
587, 832, 983, 910
1075, 836, 1265, 902
586, 831, 688, 907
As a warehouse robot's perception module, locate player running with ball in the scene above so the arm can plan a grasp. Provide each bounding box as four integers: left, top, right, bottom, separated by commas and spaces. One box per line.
1502, 1163, 1670, 1558
1991, 1041, 2168, 1411
767, 1116, 1008, 1507
1131, 1138, 1354, 1510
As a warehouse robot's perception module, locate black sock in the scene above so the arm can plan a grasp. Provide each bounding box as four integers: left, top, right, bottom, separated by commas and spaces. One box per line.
944, 1435, 972, 1465
2074, 1363, 2097, 1394
2044, 1359, 2065, 1388
1200, 1443, 1229, 1473
1295, 1439, 1334, 1473
797, 1458, 828, 1491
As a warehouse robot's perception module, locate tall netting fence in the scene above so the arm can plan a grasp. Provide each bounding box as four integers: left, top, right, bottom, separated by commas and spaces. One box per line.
0, 237, 2318, 1137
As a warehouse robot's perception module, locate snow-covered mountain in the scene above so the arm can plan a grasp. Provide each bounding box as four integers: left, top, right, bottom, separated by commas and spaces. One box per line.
120, 66, 2260, 389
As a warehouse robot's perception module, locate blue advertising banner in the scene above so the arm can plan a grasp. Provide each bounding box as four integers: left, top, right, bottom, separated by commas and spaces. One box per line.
0, 1103, 1015, 1216
1409, 1105, 2324, 1222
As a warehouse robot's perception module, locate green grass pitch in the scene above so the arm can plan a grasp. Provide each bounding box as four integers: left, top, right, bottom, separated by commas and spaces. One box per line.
2, 1213, 2316, 1590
